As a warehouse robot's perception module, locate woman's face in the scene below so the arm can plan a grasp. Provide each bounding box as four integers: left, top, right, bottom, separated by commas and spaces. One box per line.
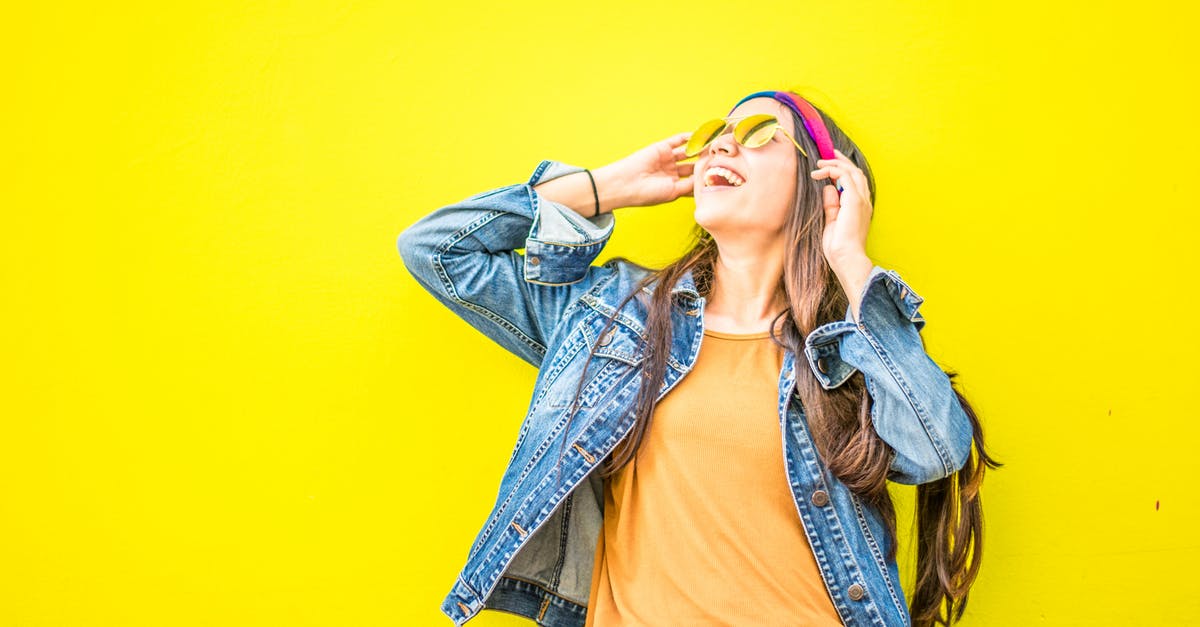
692, 97, 801, 240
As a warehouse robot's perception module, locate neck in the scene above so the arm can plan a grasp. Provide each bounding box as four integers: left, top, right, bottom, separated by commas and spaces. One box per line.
704, 241, 788, 332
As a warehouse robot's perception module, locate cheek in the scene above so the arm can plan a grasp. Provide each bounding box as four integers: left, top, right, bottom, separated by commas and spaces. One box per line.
765, 164, 798, 221
763, 162, 797, 199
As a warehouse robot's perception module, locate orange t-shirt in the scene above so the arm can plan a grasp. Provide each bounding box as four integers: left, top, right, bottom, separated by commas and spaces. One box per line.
584, 328, 844, 626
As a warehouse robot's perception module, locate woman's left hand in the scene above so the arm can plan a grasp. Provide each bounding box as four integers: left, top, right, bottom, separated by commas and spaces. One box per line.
811, 149, 872, 271
811, 149, 876, 321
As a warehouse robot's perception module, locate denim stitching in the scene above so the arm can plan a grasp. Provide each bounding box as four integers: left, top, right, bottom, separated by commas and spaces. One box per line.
804, 321, 859, 389
778, 392, 853, 626
541, 491, 573, 618
578, 297, 690, 373
477, 360, 633, 572
527, 237, 609, 249
473, 438, 607, 609
431, 209, 548, 359
849, 491, 908, 620
591, 324, 646, 367
457, 574, 480, 600
528, 166, 612, 244
432, 205, 569, 554
474, 407, 577, 556
470, 341, 590, 560
782, 428, 856, 624
850, 270, 952, 478
857, 327, 951, 477
885, 269, 926, 328
498, 574, 589, 613
785, 400, 890, 625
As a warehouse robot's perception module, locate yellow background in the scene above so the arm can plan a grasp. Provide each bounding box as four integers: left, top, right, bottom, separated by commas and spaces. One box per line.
4, 1, 1197, 625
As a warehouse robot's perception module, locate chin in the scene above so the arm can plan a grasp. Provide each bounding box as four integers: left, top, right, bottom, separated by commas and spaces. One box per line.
695, 200, 785, 238
693, 203, 731, 233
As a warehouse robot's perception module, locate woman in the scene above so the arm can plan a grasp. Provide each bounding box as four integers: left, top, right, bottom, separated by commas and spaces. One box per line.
398, 89, 1000, 627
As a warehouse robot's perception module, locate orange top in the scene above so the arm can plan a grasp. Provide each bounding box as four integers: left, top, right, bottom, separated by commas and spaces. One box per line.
584, 328, 844, 626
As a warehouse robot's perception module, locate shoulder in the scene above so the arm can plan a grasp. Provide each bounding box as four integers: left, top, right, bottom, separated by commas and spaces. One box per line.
576, 258, 656, 312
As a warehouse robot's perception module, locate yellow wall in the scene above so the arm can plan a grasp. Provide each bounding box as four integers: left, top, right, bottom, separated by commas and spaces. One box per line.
4, 1, 1197, 624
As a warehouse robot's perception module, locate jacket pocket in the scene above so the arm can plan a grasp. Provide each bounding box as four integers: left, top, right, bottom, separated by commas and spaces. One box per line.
588, 316, 647, 368
545, 314, 646, 409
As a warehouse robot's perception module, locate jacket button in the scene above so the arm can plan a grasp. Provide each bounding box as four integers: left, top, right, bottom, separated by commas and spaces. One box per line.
816, 356, 829, 374
848, 583, 865, 601
598, 330, 614, 346
528, 256, 540, 266
810, 490, 829, 507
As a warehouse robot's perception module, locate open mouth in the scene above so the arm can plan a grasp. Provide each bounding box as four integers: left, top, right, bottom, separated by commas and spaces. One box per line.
702, 165, 745, 188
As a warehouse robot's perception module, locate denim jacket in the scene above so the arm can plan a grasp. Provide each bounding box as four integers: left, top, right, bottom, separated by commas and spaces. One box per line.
397, 160, 974, 626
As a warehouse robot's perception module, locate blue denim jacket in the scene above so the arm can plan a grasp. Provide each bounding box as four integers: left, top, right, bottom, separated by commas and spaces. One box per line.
397, 160, 974, 626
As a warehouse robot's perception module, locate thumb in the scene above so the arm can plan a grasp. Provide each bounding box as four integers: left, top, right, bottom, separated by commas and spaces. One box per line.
676, 175, 695, 198
822, 183, 841, 221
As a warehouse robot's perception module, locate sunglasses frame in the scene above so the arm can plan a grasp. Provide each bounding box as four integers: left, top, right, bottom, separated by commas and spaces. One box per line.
685, 113, 809, 158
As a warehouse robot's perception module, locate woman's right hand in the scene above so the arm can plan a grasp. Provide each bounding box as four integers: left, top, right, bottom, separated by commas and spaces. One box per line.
595, 132, 696, 209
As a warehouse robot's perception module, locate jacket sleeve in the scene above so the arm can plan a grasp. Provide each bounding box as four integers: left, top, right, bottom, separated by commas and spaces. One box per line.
396, 160, 618, 369
801, 266, 974, 485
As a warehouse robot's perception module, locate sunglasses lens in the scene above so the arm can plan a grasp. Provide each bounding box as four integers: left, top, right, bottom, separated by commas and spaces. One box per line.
686, 119, 728, 156
735, 114, 779, 149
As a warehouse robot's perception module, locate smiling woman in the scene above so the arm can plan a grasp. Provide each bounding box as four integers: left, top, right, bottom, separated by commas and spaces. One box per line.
701, 165, 745, 187
397, 88, 1002, 627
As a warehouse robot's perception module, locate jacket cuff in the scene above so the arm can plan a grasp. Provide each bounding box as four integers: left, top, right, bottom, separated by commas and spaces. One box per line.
521, 160, 616, 285
802, 266, 926, 388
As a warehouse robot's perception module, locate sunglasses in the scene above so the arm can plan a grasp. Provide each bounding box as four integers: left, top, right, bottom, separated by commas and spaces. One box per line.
684, 113, 809, 158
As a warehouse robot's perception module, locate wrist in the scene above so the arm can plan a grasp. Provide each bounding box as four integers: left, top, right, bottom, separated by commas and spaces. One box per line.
830, 249, 871, 274
830, 252, 874, 322
591, 164, 634, 213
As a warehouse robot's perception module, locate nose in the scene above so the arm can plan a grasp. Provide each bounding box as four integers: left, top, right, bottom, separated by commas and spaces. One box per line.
708, 126, 737, 156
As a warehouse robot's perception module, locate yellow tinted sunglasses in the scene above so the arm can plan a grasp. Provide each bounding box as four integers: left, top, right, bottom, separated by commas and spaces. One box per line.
684, 113, 808, 158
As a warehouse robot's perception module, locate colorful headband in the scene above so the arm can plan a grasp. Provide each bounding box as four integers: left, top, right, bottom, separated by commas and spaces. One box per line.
728, 90, 837, 161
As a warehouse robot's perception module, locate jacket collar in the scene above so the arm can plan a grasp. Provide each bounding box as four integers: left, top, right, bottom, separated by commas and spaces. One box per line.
640, 266, 702, 304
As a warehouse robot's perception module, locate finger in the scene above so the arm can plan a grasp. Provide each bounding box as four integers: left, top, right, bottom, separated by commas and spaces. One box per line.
822, 181, 841, 216
669, 131, 692, 145
677, 161, 695, 178
816, 156, 855, 171
812, 164, 861, 195
810, 165, 846, 183
676, 175, 694, 197
817, 150, 859, 173
848, 169, 869, 196
812, 169, 848, 198
825, 152, 865, 195
674, 144, 700, 162
832, 148, 856, 167
834, 163, 866, 192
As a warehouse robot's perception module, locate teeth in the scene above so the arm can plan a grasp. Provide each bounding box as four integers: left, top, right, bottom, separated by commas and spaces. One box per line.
703, 166, 745, 187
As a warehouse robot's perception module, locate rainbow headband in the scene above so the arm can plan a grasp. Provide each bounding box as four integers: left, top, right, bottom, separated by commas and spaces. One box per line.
729, 90, 837, 161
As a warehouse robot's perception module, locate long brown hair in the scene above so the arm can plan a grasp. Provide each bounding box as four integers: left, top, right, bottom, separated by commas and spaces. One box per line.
550, 96, 1002, 626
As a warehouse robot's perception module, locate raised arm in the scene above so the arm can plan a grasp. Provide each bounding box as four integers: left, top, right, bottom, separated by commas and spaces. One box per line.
397, 133, 695, 368
802, 267, 974, 485
396, 160, 623, 368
